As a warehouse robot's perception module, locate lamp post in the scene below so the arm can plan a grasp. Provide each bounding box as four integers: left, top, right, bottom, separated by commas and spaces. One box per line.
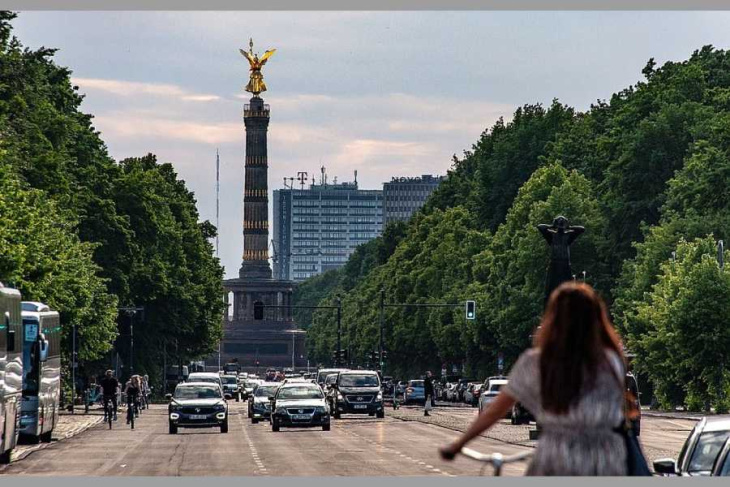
71, 323, 77, 414
118, 306, 143, 380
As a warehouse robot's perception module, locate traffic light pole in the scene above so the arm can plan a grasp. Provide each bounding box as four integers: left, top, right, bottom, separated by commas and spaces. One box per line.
336, 297, 342, 366
378, 293, 475, 377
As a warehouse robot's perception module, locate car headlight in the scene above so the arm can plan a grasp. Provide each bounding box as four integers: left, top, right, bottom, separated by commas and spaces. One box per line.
275, 406, 287, 415
337, 392, 344, 400
376, 392, 383, 401
169, 403, 181, 412
215, 404, 226, 412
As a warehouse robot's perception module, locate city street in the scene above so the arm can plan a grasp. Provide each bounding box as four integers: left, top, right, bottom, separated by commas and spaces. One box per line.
0, 402, 699, 476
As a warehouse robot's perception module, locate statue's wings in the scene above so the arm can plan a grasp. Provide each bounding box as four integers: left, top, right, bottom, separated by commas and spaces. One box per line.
260, 49, 276, 65
239, 49, 253, 65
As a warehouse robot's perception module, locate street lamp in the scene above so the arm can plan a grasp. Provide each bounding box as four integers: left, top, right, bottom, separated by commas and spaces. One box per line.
118, 306, 143, 379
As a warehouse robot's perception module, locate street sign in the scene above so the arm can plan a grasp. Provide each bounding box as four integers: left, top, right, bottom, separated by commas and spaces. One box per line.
497, 352, 504, 372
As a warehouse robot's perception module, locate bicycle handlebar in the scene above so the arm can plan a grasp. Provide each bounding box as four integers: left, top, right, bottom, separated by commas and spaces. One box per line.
460, 447, 533, 471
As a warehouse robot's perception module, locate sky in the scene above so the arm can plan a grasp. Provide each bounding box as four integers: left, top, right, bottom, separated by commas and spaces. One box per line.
11, 11, 730, 279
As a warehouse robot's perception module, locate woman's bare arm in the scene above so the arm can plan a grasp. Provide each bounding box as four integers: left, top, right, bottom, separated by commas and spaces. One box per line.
440, 391, 517, 459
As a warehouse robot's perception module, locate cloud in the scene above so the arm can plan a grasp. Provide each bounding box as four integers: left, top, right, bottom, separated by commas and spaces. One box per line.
73, 77, 221, 102
94, 113, 240, 144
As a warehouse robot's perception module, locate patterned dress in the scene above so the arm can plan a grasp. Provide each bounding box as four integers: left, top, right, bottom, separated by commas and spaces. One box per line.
504, 348, 627, 476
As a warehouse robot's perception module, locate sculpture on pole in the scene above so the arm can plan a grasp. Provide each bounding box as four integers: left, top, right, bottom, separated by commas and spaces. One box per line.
537, 216, 585, 305
239, 38, 276, 96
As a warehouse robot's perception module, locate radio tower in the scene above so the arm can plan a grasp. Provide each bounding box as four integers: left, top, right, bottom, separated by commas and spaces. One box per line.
216, 148, 221, 372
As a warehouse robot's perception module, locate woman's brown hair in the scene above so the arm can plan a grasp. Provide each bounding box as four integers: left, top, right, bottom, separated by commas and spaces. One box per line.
534, 282, 623, 414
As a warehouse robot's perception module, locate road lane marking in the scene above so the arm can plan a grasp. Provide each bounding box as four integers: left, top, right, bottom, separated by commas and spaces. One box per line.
239, 413, 268, 475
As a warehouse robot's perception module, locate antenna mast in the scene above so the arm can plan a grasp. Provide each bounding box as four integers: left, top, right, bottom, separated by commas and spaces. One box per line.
216, 149, 220, 257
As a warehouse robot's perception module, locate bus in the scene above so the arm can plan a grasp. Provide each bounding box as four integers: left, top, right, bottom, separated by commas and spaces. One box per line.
19, 302, 61, 443
0, 284, 22, 464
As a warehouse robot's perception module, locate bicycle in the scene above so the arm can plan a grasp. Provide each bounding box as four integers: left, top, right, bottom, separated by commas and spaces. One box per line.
102, 396, 115, 430
126, 400, 135, 429
459, 447, 533, 476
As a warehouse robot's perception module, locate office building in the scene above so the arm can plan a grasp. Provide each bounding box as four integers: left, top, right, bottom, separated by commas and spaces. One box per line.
273, 178, 383, 282
383, 174, 444, 225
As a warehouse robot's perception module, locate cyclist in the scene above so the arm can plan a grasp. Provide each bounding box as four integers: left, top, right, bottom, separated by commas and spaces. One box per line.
100, 370, 119, 422
124, 375, 141, 424
141, 374, 151, 410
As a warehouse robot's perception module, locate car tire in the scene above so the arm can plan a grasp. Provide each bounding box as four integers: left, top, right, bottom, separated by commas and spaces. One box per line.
333, 411, 341, 420
251, 418, 259, 424
40, 430, 53, 443
376, 410, 385, 419
322, 423, 331, 431
272, 417, 280, 432
169, 423, 178, 435
236, 396, 240, 403
221, 421, 229, 433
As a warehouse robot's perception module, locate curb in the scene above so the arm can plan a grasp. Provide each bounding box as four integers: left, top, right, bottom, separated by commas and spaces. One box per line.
641, 411, 704, 421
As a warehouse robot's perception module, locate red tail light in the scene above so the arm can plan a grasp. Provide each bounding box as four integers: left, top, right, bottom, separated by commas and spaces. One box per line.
407, 388, 414, 393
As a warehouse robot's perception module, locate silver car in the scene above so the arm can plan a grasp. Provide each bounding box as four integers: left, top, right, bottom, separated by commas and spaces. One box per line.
403, 380, 425, 405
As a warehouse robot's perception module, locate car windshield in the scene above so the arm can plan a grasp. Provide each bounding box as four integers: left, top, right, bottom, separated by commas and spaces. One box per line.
489, 384, 504, 392
339, 374, 379, 387
190, 377, 218, 384
277, 386, 323, 400
255, 385, 279, 397
409, 381, 424, 387
174, 385, 221, 399
245, 380, 260, 388
221, 376, 237, 384
688, 431, 730, 473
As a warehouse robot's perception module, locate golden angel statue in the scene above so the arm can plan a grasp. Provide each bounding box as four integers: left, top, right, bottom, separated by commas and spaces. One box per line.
239, 38, 276, 96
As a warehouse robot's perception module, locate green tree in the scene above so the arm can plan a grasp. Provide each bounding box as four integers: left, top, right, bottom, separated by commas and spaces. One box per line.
633, 237, 730, 412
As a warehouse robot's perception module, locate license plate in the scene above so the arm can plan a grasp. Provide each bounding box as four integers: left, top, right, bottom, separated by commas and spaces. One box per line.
354, 404, 368, 409
189, 414, 207, 420
291, 414, 310, 420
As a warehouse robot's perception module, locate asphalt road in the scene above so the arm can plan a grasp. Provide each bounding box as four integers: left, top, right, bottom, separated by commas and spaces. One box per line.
1, 403, 532, 476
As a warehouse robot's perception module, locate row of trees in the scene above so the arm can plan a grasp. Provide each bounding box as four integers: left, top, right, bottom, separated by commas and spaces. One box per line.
0, 12, 225, 387
297, 45, 730, 412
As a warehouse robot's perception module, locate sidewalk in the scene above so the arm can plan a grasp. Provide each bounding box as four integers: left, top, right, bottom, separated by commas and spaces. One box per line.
1, 409, 103, 468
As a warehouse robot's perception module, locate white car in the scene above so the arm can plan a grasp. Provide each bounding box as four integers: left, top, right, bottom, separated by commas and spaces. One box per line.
478, 377, 508, 414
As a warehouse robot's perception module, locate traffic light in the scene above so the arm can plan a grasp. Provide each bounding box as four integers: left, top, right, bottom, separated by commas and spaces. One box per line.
369, 351, 377, 362
465, 300, 476, 320
340, 349, 349, 361
381, 350, 388, 360
253, 301, 264, 320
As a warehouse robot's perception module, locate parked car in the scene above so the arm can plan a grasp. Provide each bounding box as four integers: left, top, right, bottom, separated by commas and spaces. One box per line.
166, 382, 228, 434
329, 370, 384, 419
445, 383, 459, 402
712, 438, 730, 476
403, 380, 426, 405
270, 382, 331, 432
456, 379, 476, 402
463, 383, 480, 406
478, 377, 509, 415
248, 382, 280, 423
654, 417, 730, 476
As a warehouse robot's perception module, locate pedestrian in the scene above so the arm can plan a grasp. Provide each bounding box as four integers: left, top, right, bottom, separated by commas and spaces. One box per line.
424, 371, 434, 417
439, 282, 631, 475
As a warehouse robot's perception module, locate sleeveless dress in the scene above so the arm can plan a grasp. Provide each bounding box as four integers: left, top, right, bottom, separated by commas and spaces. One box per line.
504, 348, 627, 476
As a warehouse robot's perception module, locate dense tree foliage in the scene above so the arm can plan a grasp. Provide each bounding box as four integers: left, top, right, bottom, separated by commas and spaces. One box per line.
0, 12, 224, 386
300, 45, 730, 409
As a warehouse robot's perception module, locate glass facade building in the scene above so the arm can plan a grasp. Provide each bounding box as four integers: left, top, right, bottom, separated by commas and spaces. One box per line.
383, 174, 444, 225
273, 182, 383, 282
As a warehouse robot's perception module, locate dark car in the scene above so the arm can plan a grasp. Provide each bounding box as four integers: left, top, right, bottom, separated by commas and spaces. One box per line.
166, 382, 228, 434
654, 417, 730, 476
248, 382, 280, 423
270, 382, 330, 432
330, 371, 384, 419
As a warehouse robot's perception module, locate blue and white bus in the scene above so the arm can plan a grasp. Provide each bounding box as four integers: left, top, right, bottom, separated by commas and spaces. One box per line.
0, 284, 22, 464
19, 302, 60, 443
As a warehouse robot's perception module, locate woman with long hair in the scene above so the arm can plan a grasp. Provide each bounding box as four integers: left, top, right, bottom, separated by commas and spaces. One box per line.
440, 282, 628, 475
